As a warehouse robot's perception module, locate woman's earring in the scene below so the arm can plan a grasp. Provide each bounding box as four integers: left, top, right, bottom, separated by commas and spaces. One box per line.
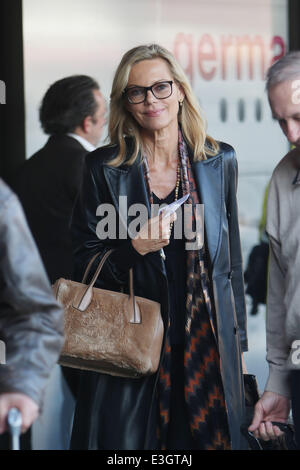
179, 100, 183, 107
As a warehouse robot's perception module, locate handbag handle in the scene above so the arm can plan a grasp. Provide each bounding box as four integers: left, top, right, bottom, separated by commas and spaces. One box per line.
74, 249, 141, 324
81, 251, 103, 284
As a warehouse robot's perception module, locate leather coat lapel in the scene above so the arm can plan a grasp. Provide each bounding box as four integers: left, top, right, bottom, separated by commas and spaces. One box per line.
192, 152, 224, 267
102, 146, 224, 273
103, 155, 166, 277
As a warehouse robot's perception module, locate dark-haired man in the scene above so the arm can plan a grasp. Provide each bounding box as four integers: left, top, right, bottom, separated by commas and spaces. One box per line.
10, 75, 106, 404
11, 75, 106, 283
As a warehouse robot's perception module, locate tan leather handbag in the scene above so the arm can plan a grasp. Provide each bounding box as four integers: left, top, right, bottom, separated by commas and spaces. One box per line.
52, 249, 164, 378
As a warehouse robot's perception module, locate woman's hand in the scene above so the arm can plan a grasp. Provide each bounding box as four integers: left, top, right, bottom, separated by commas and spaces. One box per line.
132, 212, 177, 256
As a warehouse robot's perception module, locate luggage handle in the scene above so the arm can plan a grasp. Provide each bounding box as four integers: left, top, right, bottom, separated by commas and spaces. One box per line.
271, 421, 298, 450
75, 249, 141, 324
7, 408, 22, 451
240, 421, 298, 450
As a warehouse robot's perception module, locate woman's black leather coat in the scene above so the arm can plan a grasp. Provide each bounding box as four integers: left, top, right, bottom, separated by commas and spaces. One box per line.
70, 140, 248, 450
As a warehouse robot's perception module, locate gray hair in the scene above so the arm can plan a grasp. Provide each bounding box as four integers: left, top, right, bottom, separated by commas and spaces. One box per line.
266, 51, 300, 91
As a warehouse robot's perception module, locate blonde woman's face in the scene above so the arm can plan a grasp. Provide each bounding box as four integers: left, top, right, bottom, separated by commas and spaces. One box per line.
125, 58, 184, 133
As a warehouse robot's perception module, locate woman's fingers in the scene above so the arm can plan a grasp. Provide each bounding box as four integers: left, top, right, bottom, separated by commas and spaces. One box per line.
132, 212, 178, 255
149, 212, 176, 240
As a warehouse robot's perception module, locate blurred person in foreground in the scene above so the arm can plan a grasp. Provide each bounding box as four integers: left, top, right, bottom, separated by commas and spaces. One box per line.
249, 51, 300, 448
70, 43, 249, 450
0, 178, 64, 444
11, 75, 106, 400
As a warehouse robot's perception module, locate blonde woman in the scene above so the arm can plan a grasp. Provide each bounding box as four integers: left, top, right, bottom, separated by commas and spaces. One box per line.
70, 44, 248, 450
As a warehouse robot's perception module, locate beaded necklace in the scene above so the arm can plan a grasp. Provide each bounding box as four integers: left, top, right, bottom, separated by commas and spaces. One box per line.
168, 159, 181, 234
143, 154, 182, 234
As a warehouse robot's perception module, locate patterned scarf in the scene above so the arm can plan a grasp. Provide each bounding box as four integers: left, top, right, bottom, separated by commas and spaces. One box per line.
143, 128, 231, 450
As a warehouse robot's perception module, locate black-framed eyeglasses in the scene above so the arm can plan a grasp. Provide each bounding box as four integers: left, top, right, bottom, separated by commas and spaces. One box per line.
123, 80, 173, 104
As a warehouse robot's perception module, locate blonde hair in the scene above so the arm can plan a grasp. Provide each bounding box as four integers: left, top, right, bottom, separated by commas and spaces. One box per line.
108, 44, 219, 166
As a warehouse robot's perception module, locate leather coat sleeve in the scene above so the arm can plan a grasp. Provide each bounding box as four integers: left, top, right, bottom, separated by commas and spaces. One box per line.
225, 150, 248, 352
0, 185, 64, 408
71, 155, 143, 287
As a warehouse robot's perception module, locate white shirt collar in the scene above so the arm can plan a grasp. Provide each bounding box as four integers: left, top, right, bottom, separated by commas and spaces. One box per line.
67, 133, 96, 152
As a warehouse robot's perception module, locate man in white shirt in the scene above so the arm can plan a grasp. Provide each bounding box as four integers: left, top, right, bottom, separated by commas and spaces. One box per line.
249, 51, 300, 448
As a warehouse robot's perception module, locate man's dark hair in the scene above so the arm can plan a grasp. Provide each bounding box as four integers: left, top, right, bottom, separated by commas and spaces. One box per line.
39, 75, 100, 134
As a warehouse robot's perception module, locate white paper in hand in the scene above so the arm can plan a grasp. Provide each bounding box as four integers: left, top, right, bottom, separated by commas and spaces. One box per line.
158, 193, 190, 218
